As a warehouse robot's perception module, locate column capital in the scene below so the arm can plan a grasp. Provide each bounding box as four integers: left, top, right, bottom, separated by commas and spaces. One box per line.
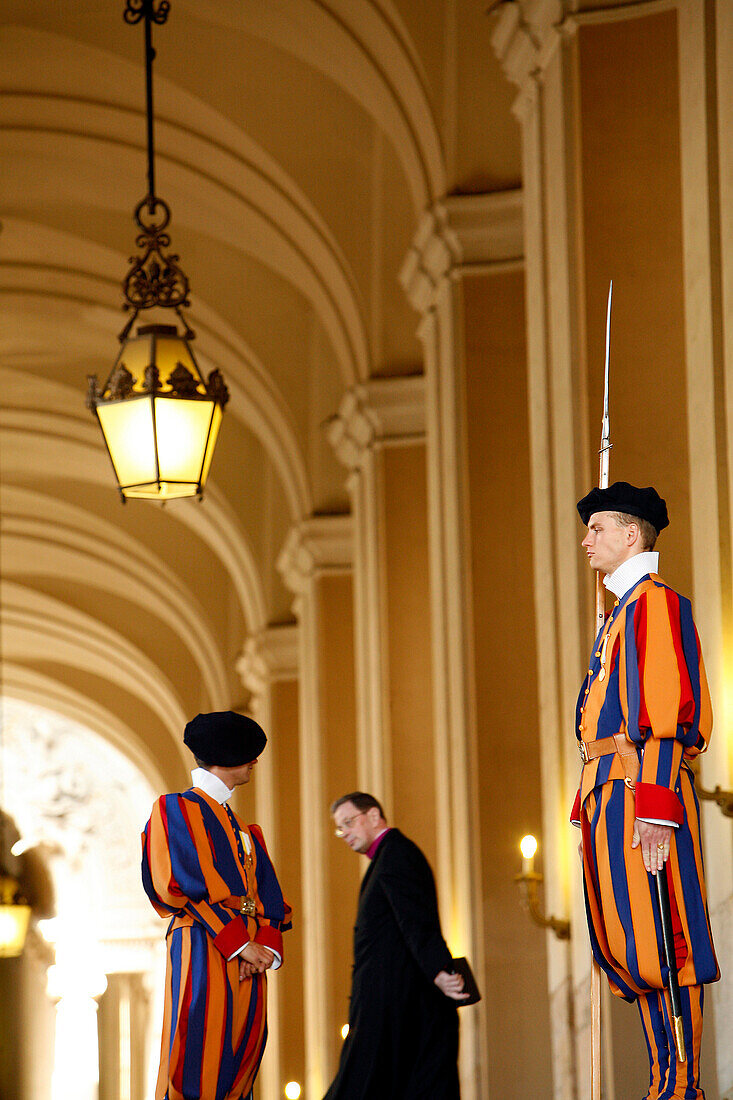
327, 375, 426, 470
490, 0, 562, 93
400, 191, 523, 314
491, 0, 665, 98
276, 514, 353, 595
236, 624, 299, 696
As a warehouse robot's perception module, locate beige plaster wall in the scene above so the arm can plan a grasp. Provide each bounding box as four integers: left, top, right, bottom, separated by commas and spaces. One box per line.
461, 267, 553, 1096
316, 573, 361, 1077
576, 11, 692, 593
268, 677, 306, 1094
379, 441, 438, 864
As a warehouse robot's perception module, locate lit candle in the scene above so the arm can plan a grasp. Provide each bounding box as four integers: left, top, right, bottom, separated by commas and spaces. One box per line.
520, 834, 538, 876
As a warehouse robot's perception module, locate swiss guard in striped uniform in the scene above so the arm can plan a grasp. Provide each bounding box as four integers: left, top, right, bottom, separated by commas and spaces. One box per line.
142, 711, 291, 1100
572, 482, 719, 1100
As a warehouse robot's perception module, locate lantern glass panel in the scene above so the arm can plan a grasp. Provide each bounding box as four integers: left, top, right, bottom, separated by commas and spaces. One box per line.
96, 396, 157, 486
0, 903, 31, 958
112, 334, 153, 391
154, 335, 204, 390
200, 403, 223, 486
154, 396, 215, 482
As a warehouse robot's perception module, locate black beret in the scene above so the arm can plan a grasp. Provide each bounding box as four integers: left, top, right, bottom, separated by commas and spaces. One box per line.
183, 711, 267, 766
576, 481, 669, 533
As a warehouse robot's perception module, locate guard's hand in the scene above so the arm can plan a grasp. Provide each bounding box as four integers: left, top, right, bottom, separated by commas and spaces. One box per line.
434, 970, 469, 1001
239, 958, 257, 981
241, 942, 275, 974
631, 819, 673, 875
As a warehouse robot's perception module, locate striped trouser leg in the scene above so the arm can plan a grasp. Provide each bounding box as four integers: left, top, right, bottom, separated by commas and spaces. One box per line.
638, 992, 670, 1100
637, 986, 705, 1100
658, 985, 705, 1100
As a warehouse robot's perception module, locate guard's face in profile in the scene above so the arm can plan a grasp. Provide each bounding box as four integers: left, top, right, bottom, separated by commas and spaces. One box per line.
581, 511, 631, 576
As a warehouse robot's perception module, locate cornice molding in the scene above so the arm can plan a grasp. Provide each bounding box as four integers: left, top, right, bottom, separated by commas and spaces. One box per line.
276, 514, 353, 595
237, 624, 299, 695
327, 375, 426, 470
490, 0, 566, 110
490, 0, 675, 96
400, 191, 523, 314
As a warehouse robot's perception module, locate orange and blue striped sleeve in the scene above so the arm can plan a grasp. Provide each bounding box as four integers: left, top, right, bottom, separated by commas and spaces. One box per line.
248, 823, 292, 957
620, 582, 712, 823
142, 793, 251, 958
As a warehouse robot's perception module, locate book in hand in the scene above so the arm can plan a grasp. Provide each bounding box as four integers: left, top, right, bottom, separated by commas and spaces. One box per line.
450, 957, 481, 1006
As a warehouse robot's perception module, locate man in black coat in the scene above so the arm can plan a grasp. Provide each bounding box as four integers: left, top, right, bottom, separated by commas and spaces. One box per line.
324, 792, 467, 1100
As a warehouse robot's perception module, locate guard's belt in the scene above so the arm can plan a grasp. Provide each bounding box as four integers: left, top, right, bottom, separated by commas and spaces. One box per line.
578, 731, 639, 790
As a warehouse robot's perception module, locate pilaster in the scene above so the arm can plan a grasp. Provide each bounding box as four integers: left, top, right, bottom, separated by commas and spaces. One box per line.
492, 8, 588, 1096
277, 516, 355, 1098
327, 376, 425, 812
400, 190, 527, 1100
237, 625, 299, 1100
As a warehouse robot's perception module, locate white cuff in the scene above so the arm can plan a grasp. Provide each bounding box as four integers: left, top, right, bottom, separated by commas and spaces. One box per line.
228, 944, 283, 969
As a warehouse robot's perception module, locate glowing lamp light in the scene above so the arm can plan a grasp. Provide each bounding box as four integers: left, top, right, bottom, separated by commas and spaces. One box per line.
284, 1083, 301, 1099
86, 4, 229, 503
519, 834, 538, 876
88, 324, 227, 502
0, 875, 32, 958
341, 1023, 350, 1040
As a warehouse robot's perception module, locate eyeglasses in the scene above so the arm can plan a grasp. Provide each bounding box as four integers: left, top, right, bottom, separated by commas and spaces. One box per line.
334, 812, 367, 838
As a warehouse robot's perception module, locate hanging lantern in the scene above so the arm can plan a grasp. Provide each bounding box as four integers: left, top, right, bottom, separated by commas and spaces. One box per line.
0, 874, 31, 959
88, 323, 228, 501
87, 1, 229, 502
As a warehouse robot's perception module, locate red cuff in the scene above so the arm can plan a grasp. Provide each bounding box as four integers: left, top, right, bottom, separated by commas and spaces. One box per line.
570, 789, 581, 825
213, 916, 249, 958
635, 783, 684, 825
255, 925, 284, 959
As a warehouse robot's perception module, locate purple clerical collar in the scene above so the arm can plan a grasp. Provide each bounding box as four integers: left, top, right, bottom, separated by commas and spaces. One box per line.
366, 827, 391, 860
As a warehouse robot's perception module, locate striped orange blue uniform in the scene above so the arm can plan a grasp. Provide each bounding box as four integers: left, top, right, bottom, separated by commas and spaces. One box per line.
571, 574, 718, 1100
142, 788, 291, 1100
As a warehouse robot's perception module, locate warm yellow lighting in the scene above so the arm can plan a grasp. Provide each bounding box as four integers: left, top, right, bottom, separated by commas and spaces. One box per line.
519, 834, 538, 861
89, 324, 227, 502
10, 837, 34, 857
37, 918, 59, 944
284, 1083, 301, 1099
519, 834, 538, 877
341, 1023, 350, 1040
0, 875, 31, 958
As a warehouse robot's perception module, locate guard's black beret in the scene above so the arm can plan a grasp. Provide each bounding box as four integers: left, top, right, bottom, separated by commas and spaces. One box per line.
183, 711, 267, 766
576, 481, 669, 533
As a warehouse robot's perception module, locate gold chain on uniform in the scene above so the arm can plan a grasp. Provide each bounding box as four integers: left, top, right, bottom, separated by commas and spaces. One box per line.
239, 830, 256, 916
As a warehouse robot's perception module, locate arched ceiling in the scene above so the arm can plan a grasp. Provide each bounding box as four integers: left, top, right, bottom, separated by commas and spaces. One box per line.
0, 0, 520, 774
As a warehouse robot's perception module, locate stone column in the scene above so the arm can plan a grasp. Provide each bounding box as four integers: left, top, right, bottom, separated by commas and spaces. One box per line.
401, 191, 551, 1099
277, 517, 358, 1098
327, 377, 438, 856
237, 625, 302, 1100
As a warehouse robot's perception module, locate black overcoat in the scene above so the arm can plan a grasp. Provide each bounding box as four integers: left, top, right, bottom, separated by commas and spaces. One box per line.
324, 828, 460, 1099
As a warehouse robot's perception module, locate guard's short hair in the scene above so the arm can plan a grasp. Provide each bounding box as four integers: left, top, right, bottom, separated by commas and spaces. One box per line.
611, 511, 658, 551
330, 791, 386, 819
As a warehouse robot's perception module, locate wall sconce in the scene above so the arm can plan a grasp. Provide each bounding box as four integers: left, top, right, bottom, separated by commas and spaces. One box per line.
514, 834, 570, 941
694, 776, 733, 818
284, 1083, 301, 1099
